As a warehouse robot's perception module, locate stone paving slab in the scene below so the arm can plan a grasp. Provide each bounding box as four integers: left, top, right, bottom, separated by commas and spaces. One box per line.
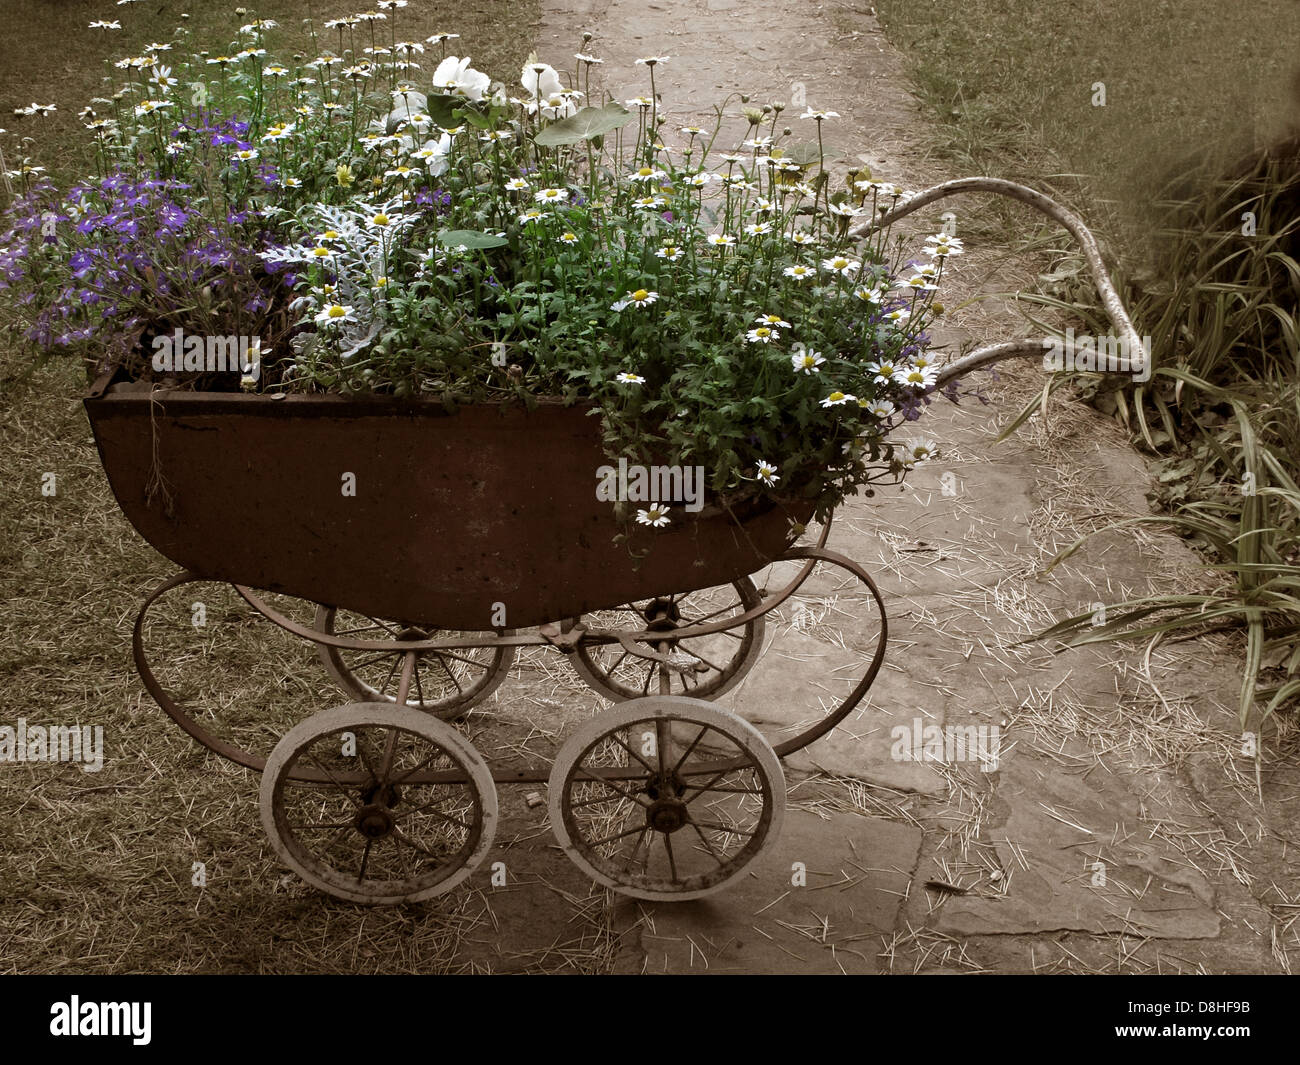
932, 754, 1222, 938
613, 809, 922, 973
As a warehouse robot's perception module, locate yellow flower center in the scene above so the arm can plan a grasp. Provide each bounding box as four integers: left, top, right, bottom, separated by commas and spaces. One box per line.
828, 391, 845, 401
327, 305, 346, 318
632, 289, 649, 301
372, 213, 389, 225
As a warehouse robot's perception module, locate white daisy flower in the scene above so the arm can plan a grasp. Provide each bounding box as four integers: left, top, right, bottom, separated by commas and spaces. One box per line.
898, 366, 938, 390
820, 391, 856, 407
615, 372, 645, 385
756, 461, 779, 486
745, 326, 779, 344
637, 506, 672, 527
784, 264, 815, 281
314, 303, 357, 327
791, 349, 825, 374
907, 440, 939, 465
821, 256, 860, 275
611, 288, 658, 311
866, 360, 902, 385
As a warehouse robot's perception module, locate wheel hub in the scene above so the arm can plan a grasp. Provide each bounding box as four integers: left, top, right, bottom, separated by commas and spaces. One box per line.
643, 598, 682, 630
354, 802, 395, 838
646, 797, 688, 834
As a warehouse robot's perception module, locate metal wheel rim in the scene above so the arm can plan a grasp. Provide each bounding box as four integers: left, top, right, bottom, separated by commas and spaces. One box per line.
261, 703, 497, 904
314, 606, 514, 719
548, 696, 784, 901
568, 579, 765, 702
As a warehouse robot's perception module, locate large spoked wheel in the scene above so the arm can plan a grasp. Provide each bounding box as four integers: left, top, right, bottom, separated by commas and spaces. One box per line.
261, 703, 497, 904
314, 606, 514, 720
548, 696, 784, 900
567, 578, 765, 702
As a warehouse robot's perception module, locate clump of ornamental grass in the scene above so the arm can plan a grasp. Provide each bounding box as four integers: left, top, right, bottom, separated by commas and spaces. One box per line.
1010, 138, 1300, 736
0, 5, 960, 526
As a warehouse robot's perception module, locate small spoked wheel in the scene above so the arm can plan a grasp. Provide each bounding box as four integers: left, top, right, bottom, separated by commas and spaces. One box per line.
260, 703, 497, 904
314, 606, 514, 719
567, 578, 765, 701
548, 696, 784, 900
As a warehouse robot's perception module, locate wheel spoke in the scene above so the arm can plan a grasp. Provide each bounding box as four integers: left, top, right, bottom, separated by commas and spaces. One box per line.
430, 648, 491, 673
688, 817, 756, 837
605, 733, 658, 775
587, 824, 651, 848
378, 654, 401, 697
664, 832, 680, 882
412, 662, 426, 707
688, 602, 745, 625
391, 824, 460, 862
404, 802, 473, 831
671, 725, 710, 776
429, 653, 466, 694
392, 746, 450, 785
302, 753, 365, 807
353, 731, 383, 782
573, 770, 651, 808
358, 838, 374, 881
344, 650, 400, 673
620, 827, 650, 872
568, 792, 627, 810
690, 821, 728, 867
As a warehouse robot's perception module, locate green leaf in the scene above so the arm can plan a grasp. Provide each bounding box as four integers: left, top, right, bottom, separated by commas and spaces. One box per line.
437, 229, 508, 250
427, 93, 486, 129
533, 102, 631, 147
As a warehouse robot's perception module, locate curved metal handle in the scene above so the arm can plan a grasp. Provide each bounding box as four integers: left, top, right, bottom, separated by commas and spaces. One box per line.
848, 177, 1143, 388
